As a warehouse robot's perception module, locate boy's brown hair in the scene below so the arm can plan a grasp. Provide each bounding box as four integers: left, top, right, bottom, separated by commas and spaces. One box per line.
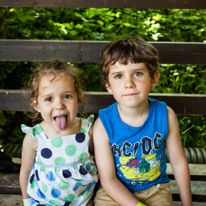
99, 37, 159, 85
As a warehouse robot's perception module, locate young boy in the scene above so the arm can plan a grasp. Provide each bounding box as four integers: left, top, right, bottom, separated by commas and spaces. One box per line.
93, 37, 192, 206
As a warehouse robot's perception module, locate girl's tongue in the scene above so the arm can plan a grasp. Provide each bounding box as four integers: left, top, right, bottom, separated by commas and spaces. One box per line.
55, 115, 67, 130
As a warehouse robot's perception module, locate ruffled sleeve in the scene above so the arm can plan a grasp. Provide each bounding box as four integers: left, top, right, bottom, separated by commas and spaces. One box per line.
80, 114, 95, 133
21, 124, 44, 141
21, 124, 32, 134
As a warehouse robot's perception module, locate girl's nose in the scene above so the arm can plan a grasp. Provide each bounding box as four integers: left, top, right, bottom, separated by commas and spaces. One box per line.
55, 99, 65, 109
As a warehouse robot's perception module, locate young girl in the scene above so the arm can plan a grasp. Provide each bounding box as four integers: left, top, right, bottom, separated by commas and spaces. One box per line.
19, 61, 98, 206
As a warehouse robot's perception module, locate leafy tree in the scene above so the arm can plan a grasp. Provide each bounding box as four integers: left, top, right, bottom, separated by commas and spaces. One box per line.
0, 8, 205, 157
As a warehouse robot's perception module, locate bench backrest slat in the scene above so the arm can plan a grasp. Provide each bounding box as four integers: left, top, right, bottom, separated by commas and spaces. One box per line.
1, 40, 206, 64
0, 0, 206, 9
0, 90, 206, 115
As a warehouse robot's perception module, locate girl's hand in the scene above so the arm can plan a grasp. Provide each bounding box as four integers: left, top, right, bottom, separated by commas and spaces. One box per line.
23, 198, 32, 206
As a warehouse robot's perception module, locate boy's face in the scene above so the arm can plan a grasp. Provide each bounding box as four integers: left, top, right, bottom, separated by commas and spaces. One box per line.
106, 61, 159, 108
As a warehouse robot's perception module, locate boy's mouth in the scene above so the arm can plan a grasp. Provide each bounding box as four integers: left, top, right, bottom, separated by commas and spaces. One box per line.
54, 115, 68, 130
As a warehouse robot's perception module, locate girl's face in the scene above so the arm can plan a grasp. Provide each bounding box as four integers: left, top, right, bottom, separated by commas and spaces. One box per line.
106, 61, 159, 109
33, 73, 82, 133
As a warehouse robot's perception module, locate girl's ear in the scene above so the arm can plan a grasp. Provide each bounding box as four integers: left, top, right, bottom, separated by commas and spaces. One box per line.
151, 71, 160, 89
31, 98, 40, 112
78, 91, 84, 105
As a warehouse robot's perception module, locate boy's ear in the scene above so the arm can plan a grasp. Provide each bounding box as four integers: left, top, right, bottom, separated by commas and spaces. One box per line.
151, 71, 160, 89
105, 83, 113, 95
31, 98, 40, 112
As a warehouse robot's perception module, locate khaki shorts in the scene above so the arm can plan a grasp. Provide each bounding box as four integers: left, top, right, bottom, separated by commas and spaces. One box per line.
94, 183, 173, 206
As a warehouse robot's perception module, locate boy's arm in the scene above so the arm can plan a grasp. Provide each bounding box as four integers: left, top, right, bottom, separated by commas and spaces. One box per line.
19, 132, 37, 199
166, 107, 192, 206
93, 117, 141, 206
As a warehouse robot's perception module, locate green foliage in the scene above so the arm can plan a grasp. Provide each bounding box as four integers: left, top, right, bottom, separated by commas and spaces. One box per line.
0, 8, 206, 157
178, 115, 206, 148
3, 8, 206, 41
0, 111, 31, 157
153, 64, 206, 94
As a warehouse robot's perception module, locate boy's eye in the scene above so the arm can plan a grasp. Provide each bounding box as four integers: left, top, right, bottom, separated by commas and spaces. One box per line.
134, 72, 143, 77
64, 94, 72, 99
114, 74, 122, 79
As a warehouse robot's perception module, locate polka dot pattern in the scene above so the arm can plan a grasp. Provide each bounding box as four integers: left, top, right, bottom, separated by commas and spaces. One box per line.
30, 178, 37, 189
51, 137, 63, 148
79, 165, 88, 175
22, 115, 98, 205
64, 194, 75, 202
73, 182, 83, 191
58, 181, 70, 190
65, 145, 77, 156
41, 148, 52, 159
37, 189, 46, 199
32, 126, 42, 136
55, 157, 66, 165
51, 188, 61, 198
78, 152, 88, 161
41, 182, 47, 193
63, 169, 72, 178
75, 133, 86, 143
49, 200, 61, 205
46, 171, 56, 181
35, 170, 40, 181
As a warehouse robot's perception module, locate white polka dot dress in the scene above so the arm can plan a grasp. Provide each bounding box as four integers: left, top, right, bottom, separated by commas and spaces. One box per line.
21, 115, 98, 206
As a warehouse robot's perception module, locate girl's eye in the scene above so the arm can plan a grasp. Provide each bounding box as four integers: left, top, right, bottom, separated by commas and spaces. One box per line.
64, 94, 72, 99
45, 97, 52, 102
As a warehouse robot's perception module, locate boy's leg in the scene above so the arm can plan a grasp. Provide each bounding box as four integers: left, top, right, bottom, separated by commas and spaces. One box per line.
94, 188, 120, 206
133, 183, 173, 206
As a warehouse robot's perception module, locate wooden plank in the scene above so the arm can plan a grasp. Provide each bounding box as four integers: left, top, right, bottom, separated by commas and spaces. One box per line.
84, 92, 206, 115
167, 164, 206, 176
0, 200, 201, 206
0, 164, 206, 204
1, 40, 206, 64
171, 179, 206, 198
0, 195, 22, 206
0, 90, 206, 115
0, 173, 19, 187
0, 196, 205, 206
0, 0, 205, 9
1, 168, 206, 203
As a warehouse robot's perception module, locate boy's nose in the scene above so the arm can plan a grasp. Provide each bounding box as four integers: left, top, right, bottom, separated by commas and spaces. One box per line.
125, 77, 135, 88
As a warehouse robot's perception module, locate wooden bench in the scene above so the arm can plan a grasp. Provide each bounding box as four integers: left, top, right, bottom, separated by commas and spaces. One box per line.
0, 0, 206, 205
0, 163, 205, 206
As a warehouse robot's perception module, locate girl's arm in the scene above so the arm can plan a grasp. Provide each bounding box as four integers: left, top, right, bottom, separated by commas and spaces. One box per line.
93, 118, 142, 206
19, 132, 37, 199
166, 106, 192, 206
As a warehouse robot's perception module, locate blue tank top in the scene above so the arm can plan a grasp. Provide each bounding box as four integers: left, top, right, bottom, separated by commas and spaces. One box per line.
99, 98, 170, 191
